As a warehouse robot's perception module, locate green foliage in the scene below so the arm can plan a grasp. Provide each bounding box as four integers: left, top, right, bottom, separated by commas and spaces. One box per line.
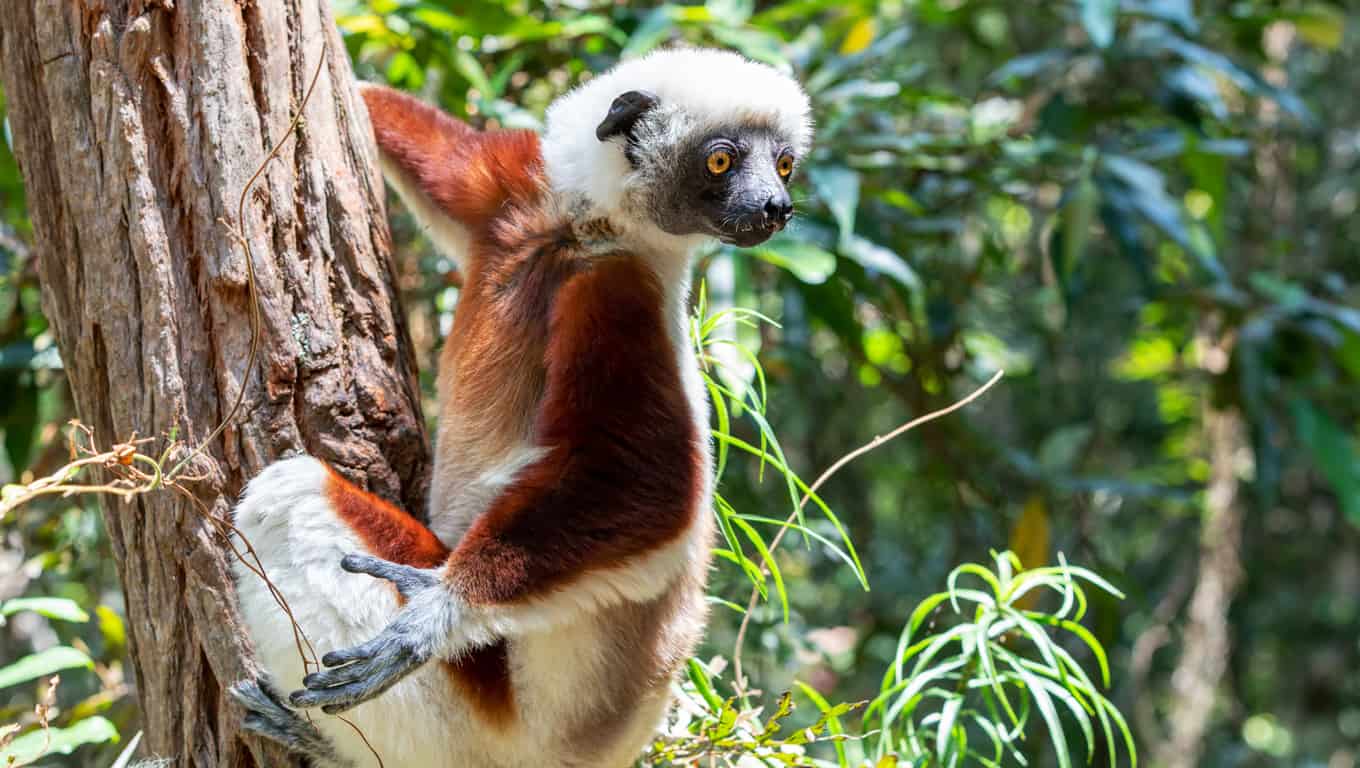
0, 598, 120, 765
647, 660, 862, 766
1, 716, 120, 765
867, 553, 1132, 768
695, 286, 867, 622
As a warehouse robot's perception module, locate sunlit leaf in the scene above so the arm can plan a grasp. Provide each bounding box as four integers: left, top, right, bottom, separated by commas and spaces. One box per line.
840, 17, 876, 55
754, 238, 837, 284
841, 235, 921, 292
0, 716, 118, 763
1008, 497, 1051, 603
1, 598, 90, 623
0, 647, 93, 690
808, 165, 860, 246
1290, 5, 1346, 50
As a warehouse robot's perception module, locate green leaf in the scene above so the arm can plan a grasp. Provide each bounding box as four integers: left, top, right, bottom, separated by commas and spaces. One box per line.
1291, 398, 1360, 526
1099, 154, 1224, 281
109, 731, 144, 768
794, 682, 850, 765
685, 658, 723, 710
384, 50, 424, 89
1080, 0, 1118, 48
451, 48, 492, 95
1037, 425, 1094, 472
841, 235, 921, 292
623, 7, 674, 57
1059, 174, 1099, 279
709, 26, 788, 67
0, 646, 94, 690
1123, 0, 1197, 34
1339, 331, 1360, 381
1289, 5, 1346, 50
1, 598, 90, 624
753, 237, 837, 284
808, 165, 860, 247
0, 716, 119, 763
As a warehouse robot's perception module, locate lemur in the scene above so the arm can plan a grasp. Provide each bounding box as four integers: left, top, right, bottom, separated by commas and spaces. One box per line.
229, 47, 812, 767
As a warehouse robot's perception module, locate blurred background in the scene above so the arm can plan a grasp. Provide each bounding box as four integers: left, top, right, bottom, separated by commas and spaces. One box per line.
2, 0, 1358, 765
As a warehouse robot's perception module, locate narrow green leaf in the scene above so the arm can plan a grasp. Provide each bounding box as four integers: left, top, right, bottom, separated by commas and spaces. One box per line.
1, 598, 90, 623
0, 647, 94, 690
686, 659, 723, 710
0, 717, 119, 763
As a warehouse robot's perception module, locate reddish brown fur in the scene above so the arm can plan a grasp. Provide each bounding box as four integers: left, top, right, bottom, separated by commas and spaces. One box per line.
361, 85, 542, 232
329, 87, 705, 734
325, 469, 517, 726
444, 641, 516, 729
448, 257, 700, 605
325, 468, 448, 569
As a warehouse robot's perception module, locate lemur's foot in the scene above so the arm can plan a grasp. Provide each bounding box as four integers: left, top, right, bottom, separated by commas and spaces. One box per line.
230, 675, 351, 767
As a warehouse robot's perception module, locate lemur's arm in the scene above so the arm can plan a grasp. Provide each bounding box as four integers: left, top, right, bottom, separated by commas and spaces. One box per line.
359, 84, 542, 270
290, 257, 702, 714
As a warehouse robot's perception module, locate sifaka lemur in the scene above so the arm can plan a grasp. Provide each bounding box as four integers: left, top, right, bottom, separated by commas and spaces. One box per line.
229, 47, 812, 767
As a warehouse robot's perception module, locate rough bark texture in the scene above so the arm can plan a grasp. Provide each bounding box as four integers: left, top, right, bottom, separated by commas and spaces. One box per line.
0, 1, 429, 765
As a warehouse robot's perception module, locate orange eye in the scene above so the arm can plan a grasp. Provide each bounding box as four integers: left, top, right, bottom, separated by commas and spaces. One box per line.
777, 154, 795, 178
706, 150, 732, 175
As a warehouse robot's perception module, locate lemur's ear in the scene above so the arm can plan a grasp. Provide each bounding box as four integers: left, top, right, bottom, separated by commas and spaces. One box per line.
595, 90, 659, 142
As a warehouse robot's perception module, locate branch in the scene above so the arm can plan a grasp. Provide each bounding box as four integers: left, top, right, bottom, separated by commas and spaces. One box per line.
730, 369, 1005, 696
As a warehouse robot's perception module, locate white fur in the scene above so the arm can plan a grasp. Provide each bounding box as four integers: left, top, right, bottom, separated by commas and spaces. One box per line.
234, 453, 708, 767
543, 47, 813, 226
371, 47, 811, 272
428, 443, 546, 548
233, 457, 470, 766
379, 154, 474, 272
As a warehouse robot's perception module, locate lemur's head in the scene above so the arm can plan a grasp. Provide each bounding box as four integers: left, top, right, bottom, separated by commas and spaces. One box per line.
543, 47, 813, 249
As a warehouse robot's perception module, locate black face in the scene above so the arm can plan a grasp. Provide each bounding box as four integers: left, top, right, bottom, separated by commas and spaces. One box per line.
666, 129, 798, 247
595, 91, 801, 247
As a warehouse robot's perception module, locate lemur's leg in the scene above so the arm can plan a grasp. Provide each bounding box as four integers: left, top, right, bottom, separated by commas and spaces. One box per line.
231, 456, 453, 764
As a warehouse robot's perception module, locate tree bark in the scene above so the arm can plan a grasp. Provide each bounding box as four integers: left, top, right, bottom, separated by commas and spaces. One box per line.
1155, 329, 1246, 768
0, 1, 429, 765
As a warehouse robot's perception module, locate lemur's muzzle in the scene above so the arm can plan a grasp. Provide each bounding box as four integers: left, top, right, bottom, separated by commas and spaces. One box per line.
719, 189, 793, 247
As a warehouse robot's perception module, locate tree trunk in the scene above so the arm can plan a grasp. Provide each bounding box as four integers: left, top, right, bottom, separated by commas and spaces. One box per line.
0, 1, 429, 765
1155, 328, 1246, 768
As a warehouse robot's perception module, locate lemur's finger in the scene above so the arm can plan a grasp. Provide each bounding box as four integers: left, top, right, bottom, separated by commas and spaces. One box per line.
303, 657, 380, 690
290, 679, 370, 710
320, 639, 381, 668
339, 553, 394, 578
340, 553, 435, 596
293, 660, 408, 712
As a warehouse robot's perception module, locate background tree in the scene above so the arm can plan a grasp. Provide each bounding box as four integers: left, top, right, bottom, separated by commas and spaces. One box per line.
0, 0, 427, 764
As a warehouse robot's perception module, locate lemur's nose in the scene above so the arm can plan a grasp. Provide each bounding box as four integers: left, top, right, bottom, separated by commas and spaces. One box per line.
763, 194, 794, 224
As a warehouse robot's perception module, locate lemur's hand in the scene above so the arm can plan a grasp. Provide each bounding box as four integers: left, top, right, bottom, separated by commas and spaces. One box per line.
289, 554, 457, 714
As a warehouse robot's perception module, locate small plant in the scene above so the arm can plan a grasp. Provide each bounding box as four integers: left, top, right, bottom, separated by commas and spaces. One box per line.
647, 657, 863, 767
866, 551, 1134, 768
691, 284, 867, 624
657, 297, 1138, 767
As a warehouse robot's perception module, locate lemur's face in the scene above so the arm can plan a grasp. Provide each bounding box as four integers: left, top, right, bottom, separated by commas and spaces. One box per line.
666, 128, 797, 247
596, 90, 800, 247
